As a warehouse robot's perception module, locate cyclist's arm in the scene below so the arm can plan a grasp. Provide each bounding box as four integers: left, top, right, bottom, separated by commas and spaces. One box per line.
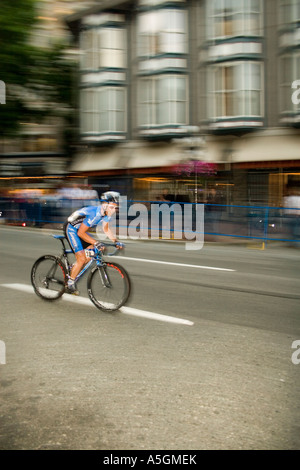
102, 221, 117, 243
77, 222, 98, 246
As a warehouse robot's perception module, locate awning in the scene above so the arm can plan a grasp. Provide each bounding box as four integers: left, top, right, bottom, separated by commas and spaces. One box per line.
233, 129, 300, 162
70, 138, 222, 173
71, 142, 185, 172
126, 142, 181, 169
71, 148, 121, 172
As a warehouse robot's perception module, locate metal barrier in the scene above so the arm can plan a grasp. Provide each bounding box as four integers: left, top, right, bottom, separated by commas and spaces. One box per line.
0, 197, 299, 244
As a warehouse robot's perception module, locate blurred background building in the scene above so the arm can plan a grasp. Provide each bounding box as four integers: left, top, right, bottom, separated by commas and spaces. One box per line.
1, 0, 300, 207
64, 0, 300, 205
0, 0, 96, 181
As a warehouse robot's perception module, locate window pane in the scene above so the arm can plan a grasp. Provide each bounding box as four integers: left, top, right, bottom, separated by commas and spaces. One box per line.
116, 111, 124, 132
215, 92, 223, 116
139, 75, 187, 127
138, 9, 186, 56
139, 80, 151, 125
251, 90, 261, 115
81, 87, 126, 134
214, 0, 223, 14
209, 0, 262, 38
157, 101, 167, 124
215, 18, 224, 37
251, 63, 261, 90
231, 89, 238, 115
99, 89, 108, 111
177, 101, 187, 124
224, 66, 234, 90
224, 91, 234, 116
215, 68, 223, 91
99, 110, 106, 132
115, 88, 124, 109
158, 77, 169, 102
177, 77, 186, 101
235, 63, 244, 89
98, 28, 126, 68
169, 102, 178, 123
80, 27, 127, 70
209, 62, 262, 118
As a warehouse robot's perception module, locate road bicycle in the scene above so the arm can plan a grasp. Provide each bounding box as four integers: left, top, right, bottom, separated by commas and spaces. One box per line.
31, 234, 131, 312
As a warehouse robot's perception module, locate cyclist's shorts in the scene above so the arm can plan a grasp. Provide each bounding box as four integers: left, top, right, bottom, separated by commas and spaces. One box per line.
64, 222, 90, 254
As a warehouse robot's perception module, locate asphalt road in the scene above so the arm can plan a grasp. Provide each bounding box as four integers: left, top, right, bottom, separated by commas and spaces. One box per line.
0, 225, 300, 450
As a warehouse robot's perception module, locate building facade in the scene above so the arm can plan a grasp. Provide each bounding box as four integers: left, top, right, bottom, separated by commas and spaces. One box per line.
0, 0, 96, 180
66, 0, 300, 205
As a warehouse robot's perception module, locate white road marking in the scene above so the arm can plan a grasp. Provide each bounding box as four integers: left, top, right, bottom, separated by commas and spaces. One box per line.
1, 283, 194, 326
111, 256, 235, 272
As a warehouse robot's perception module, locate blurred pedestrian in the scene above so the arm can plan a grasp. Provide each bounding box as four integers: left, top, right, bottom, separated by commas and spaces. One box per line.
205, 188, 225, 234
283, 186, 300, 244
160, 189, 172, 202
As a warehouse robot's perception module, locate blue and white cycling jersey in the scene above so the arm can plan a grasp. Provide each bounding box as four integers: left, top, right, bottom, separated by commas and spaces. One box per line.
67, 206, 110, 229
65, 206, 111, 253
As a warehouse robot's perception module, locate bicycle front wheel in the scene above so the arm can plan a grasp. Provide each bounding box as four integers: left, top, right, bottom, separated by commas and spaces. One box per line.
87, 262, 131, 312
31, 255, 67, 301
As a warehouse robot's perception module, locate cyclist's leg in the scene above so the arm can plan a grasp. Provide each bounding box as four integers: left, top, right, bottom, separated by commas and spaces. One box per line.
64, 223, 87, 293
65, 222, 95, 275
65, 222, 82, 255
72, 250, 88, 279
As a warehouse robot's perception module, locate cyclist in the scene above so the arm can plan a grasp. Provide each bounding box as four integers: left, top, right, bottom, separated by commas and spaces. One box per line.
64, 191, 122, 294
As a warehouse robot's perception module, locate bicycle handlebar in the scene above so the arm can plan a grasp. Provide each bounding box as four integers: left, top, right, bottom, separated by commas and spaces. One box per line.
94, 241, 125, 257
52, 234, 124, 257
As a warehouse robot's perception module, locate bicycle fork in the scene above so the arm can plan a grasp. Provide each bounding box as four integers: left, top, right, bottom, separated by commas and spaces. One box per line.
96, 262, 112, 288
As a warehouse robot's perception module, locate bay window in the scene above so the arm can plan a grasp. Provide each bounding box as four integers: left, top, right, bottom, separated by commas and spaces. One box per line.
208, 61, 263, 119
207, 0, 263, 40
138, 8, 187, 57
139, 74, 188, 128
81, 86, 126, 136
81, 26, 126, 70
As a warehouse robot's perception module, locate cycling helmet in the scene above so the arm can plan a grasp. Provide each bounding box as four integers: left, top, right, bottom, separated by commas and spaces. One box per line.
101, 191, 120, 204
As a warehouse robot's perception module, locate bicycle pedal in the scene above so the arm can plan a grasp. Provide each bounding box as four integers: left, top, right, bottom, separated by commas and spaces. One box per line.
65, 286, 80, 296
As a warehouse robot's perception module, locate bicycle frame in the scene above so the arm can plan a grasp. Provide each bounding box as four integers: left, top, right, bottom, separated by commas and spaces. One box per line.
75, 258, 94, 283
52, 234, 118, 287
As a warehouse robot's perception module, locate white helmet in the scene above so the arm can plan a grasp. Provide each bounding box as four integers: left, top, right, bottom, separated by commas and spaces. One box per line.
101, 191, 120, 204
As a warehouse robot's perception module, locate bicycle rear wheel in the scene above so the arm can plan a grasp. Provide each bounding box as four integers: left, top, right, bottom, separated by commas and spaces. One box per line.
87, 262, 130, 312
31, 255, 67, 301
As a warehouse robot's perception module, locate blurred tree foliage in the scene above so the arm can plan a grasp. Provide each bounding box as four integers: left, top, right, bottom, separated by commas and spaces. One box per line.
0, 0, 77, 153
